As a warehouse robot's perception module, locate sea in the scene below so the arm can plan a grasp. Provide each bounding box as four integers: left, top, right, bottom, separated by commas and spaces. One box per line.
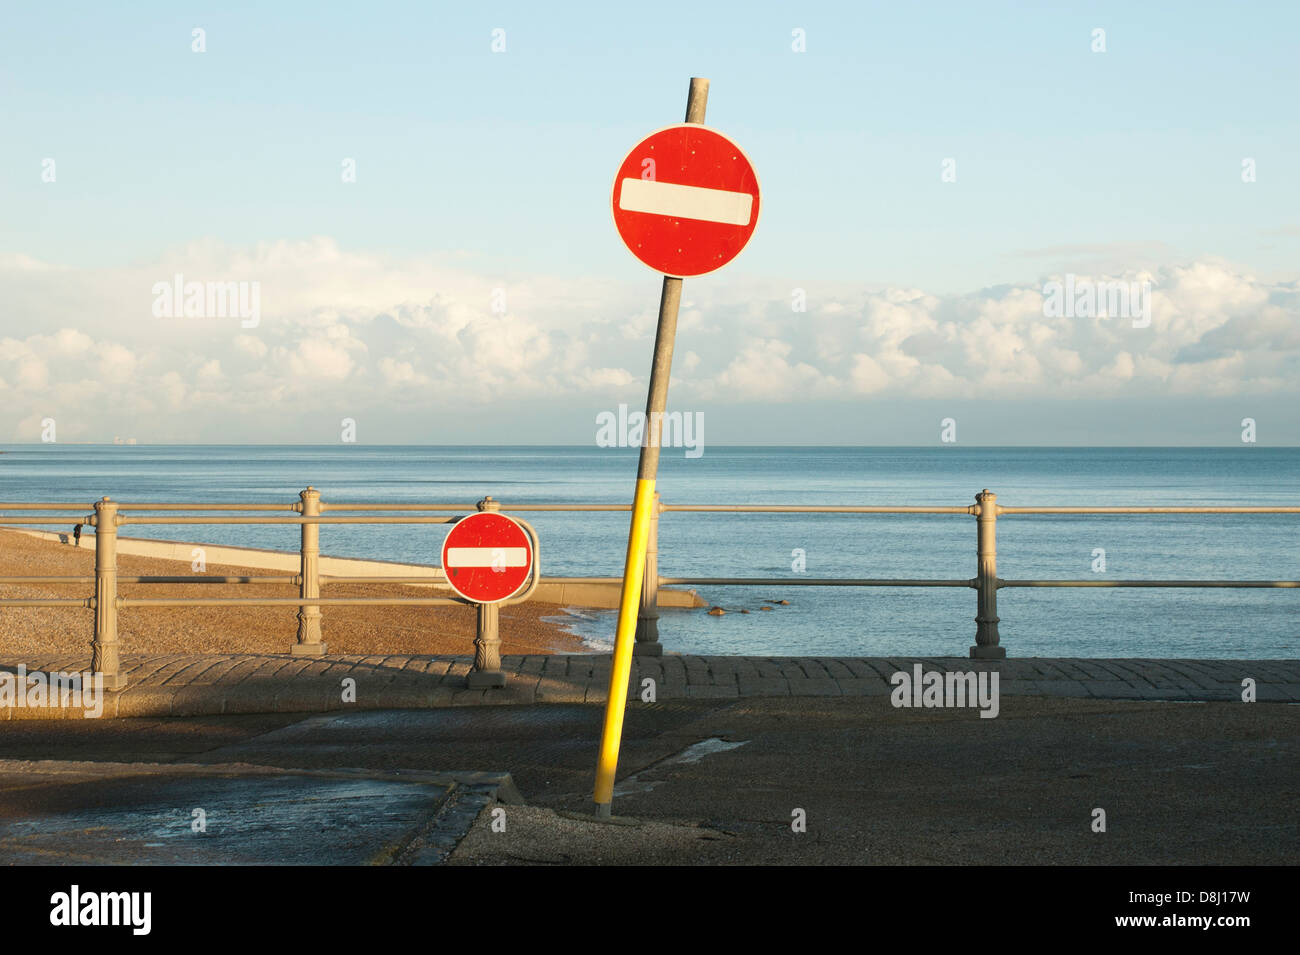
2, 445, 1297, 659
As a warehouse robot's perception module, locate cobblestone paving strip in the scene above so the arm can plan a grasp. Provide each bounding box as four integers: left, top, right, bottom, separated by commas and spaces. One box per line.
0, 652, 1294, 719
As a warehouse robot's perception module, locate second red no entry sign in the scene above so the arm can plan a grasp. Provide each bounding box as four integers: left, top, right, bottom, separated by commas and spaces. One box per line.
441, 512, 534, 603
612, 123, 761, 278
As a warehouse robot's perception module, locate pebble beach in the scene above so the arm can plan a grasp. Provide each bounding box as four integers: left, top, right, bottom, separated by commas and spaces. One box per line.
0, 529, 588, 659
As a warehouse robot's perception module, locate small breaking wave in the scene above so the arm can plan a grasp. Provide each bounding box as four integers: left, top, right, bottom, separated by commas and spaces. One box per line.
540, 606, 615, 652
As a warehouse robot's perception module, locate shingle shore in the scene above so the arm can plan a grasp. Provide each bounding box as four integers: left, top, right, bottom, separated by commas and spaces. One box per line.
0, 528, 586, 659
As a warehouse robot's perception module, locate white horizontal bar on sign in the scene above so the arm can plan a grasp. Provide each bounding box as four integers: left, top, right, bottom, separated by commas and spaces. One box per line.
618, 178, 753, 226
445, 547, 528, 568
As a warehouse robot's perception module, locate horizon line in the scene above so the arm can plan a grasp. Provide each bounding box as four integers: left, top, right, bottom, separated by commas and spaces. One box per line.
2, 443, 1296, 450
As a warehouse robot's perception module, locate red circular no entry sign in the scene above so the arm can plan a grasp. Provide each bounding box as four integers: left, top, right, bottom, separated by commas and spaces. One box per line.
441, 512, 534, 604
611, 124, 761, 278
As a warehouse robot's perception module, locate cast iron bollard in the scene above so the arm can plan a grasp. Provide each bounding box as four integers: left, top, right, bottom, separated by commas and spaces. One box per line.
970, 488, 1005, 659
293, 486, 326, 656
633, 491, 663, 655
91, 497, 127, 689
467, 495, 507, 688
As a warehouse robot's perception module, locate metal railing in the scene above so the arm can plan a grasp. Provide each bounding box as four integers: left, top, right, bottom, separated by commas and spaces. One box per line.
0, 490, 540, 689
1, 487, 1298, 689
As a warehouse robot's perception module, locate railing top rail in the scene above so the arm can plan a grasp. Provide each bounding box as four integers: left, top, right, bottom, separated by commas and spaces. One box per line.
0, 503, 92, 510
117, 516, 460, 524
101, 503, 295, 511
998, 506, 1300, 514
4, 500, 1299, 517
659, 577, 972, 587
0, 502, 290, 511
663, 504, 973, 513
320, 503, 633, 512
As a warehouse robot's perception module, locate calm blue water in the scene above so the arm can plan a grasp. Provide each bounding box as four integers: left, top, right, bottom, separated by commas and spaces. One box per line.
2, 445, 1297, 659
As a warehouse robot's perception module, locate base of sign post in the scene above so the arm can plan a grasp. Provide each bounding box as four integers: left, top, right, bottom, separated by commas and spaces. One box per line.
467, 670, 506, 689
97, 672, 128, 691
632, 641, 663, 657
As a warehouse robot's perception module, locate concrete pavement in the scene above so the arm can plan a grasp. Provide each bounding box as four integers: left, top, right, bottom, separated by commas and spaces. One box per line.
0, 759, 518, 865
2, 651, 1295, 865
1, 695, 1295, 865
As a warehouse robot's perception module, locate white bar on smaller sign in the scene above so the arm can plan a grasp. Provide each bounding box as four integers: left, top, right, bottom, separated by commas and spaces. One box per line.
446, 547, 528, 568
619, 178, 753, 226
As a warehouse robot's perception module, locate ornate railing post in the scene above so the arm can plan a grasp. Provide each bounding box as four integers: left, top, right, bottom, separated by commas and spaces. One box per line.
91, 497, 127, 689
970, 488, 1005, 659
292, 486, 326, 656
634, 492, 663, 655
467, 495, 507, 688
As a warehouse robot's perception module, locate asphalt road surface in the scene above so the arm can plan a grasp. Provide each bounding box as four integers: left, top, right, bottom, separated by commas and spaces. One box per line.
0, 696, 1295, 865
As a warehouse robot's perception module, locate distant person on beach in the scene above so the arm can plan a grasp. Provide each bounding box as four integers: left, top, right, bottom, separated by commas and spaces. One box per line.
72, 523, 83, 547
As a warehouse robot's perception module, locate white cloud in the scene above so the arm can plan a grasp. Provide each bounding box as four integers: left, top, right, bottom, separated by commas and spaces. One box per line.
849, 353, 890, 394
97, 343, 138, 383
234, 334, 267, 359
709, 338, 839, 401
377, 357, 428, 387
0, 240, 1296, 441
282, 337, 356, 380
196, 359, 223, 385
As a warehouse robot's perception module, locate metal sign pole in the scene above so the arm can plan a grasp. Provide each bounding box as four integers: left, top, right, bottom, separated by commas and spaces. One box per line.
594, 77, 709, 818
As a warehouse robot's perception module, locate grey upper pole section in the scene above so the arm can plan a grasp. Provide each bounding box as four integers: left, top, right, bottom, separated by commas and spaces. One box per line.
635, 77, 708, 482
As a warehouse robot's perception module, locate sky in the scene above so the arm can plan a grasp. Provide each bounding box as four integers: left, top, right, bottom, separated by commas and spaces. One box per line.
2, 1, 1298, 445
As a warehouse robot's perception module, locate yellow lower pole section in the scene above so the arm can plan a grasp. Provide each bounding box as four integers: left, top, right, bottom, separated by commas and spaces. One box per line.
593, 477, 657, 812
